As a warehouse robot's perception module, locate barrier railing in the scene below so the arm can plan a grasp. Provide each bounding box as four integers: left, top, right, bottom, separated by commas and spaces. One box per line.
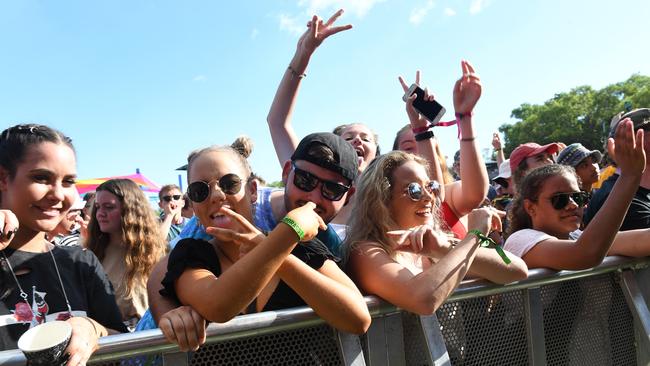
1, 256, 649, 365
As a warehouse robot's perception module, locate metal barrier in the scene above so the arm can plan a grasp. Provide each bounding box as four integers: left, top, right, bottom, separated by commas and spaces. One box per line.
1, 256, 649, 365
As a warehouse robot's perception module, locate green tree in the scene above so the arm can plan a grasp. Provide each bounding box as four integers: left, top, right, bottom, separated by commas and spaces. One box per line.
499, 74, 650, 155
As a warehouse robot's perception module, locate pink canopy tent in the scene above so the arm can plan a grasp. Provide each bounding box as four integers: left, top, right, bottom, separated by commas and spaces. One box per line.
75, 171, 161, 195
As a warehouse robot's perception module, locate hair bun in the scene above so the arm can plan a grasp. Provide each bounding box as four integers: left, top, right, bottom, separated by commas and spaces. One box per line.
231, 135, 253, 159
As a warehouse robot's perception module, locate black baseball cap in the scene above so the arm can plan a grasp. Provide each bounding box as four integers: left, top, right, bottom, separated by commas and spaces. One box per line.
291, 132, 359, 183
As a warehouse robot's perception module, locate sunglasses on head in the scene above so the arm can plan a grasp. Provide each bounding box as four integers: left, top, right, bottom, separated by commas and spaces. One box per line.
162, 194, 182, 202
187, 173, 243, 203
291, 162, 350, 201
548, 191, 590, 210
404, 181, 440, 201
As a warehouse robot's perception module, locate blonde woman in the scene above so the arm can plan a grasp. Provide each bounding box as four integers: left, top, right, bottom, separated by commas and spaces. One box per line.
344, 151, 527, 314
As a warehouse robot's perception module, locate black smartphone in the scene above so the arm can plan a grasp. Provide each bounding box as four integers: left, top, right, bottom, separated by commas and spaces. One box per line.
402, 84, 446, 124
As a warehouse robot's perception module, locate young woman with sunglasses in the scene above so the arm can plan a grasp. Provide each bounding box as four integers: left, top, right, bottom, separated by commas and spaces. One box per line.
157, 144, 370, 342
0, 124, 126, 364
85, 178, 167, 330
504, 118, 650, 270
394, 63, 489, 240
343, 151, 527, 315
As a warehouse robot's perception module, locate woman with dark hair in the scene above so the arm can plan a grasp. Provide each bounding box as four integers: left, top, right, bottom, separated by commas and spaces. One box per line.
0, 124, 126, 363
86, 178, 166, 330
504, 118, 650, 269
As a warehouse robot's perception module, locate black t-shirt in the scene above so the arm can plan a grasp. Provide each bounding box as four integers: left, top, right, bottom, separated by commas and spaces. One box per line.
584, 174, 650, 230
160, 238, 336, 313
0, 246, 127, 350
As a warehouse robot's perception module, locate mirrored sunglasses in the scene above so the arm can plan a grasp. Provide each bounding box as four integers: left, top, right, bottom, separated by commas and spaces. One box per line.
549, 191, 590, 210
291, 162, 350, 201
187, 173, 242, 203
405, 181, 440, 201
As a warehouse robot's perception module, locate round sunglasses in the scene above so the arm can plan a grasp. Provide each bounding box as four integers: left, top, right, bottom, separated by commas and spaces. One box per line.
186, 173, 243, 203
404, 181, 441, 201
547, 191, 590, 210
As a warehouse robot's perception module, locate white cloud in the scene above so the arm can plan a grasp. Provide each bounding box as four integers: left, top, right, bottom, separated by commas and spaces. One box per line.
193, 75, 207, 82
469, 0, 486, 14
298, 0, 386, 18
443, 7, 456, 16
409, 0, 435, 25
251, 28, 260, 39
278, 13, 304, 36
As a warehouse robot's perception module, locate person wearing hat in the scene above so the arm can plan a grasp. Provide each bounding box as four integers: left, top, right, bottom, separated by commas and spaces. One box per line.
145, 132, 367, 350
556, 143, 602, 192
585, 109, 650, 230
493, 159, 514, 197
509, 142, 561, 193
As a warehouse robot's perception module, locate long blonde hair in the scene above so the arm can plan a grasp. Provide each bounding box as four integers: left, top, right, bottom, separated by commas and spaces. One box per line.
343, 151, 443, 261
87, 179, 166, 298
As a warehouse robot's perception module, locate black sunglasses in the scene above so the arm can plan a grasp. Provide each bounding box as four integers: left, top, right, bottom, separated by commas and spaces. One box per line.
291, 162, 350, 201
187, 173, 242, 203
404, 181, 440, 201
548, 191, 590, 210
162, 194, 182, 202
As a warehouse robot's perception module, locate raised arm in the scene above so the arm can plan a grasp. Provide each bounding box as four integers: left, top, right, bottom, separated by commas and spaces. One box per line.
398, 71, 446, 200
522, 119, 645, 270
267, 10, 352, 166
175, 203, 326, 323
349, 208, 500, 315
446, 60, 489, 217
492, 132, 505, 166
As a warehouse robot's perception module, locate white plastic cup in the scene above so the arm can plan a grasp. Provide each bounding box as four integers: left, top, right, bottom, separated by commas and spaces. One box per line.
18, 320, 72, 366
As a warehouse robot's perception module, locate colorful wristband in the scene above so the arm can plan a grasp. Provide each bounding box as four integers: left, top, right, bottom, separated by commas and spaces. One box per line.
281, 216, 305, 241
468, 229, 511, 264
412, 124, 432, 134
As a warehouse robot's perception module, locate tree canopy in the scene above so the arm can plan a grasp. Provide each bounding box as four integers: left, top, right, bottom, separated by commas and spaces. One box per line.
499, 74, 650, 155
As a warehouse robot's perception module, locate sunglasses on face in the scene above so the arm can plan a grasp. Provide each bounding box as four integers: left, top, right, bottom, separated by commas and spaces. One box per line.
162, 194, 182, 202
548, 191, 590, 210
404, 181, 440, 201
291, 162, 350, 201
187, 173, 243, 203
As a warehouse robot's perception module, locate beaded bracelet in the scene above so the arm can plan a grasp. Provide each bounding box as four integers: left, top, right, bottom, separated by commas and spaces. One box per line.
281, 217, 305, 241
468, 229, 511, 264
287, 65, 306, 80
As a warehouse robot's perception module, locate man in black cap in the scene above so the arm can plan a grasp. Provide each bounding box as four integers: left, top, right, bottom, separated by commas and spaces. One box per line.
584, 108, 650, 229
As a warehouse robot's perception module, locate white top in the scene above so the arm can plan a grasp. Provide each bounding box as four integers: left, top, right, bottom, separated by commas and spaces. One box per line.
504, 228, 582, 258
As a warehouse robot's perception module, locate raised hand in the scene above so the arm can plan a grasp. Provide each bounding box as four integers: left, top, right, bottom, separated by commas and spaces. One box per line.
491, 132, 501, 150
296, 9, 352, 58
611, 117, 646, 177
398, 71, 437, 130
284, 202, 327, 242
453, 60, 482, 115
0, 210, 19, 250
205, 207, 265, 258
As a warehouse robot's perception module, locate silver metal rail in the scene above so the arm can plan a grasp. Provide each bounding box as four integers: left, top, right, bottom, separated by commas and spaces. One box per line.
0, 255, 647, 365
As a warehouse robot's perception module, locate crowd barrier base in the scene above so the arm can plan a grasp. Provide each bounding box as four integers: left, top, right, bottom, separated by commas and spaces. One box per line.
1, 256, 649, 365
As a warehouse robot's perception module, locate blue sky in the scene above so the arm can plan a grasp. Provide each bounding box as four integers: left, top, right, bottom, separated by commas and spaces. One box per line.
1, 0, 649, 189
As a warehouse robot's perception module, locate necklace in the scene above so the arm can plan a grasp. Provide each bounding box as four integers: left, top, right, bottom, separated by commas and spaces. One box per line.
1, 244, 73, 322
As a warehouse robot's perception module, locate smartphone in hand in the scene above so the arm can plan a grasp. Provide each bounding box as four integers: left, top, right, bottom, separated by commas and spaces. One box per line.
402, 84, 446, 124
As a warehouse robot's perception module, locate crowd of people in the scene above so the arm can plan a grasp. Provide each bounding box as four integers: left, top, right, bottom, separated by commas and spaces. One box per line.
1, 8, 649, 365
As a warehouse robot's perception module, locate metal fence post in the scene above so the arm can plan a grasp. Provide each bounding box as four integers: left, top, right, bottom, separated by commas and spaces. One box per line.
620, 270, 650, 365
335, 331, 366, 366
524, 287, 547, 366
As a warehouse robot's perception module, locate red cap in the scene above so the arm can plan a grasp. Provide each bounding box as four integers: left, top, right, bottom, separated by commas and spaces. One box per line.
509, 142, 560, 173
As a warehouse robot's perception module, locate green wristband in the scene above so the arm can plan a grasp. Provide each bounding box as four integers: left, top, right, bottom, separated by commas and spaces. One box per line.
281, 216, 305, 241
468, 229, 511, 264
